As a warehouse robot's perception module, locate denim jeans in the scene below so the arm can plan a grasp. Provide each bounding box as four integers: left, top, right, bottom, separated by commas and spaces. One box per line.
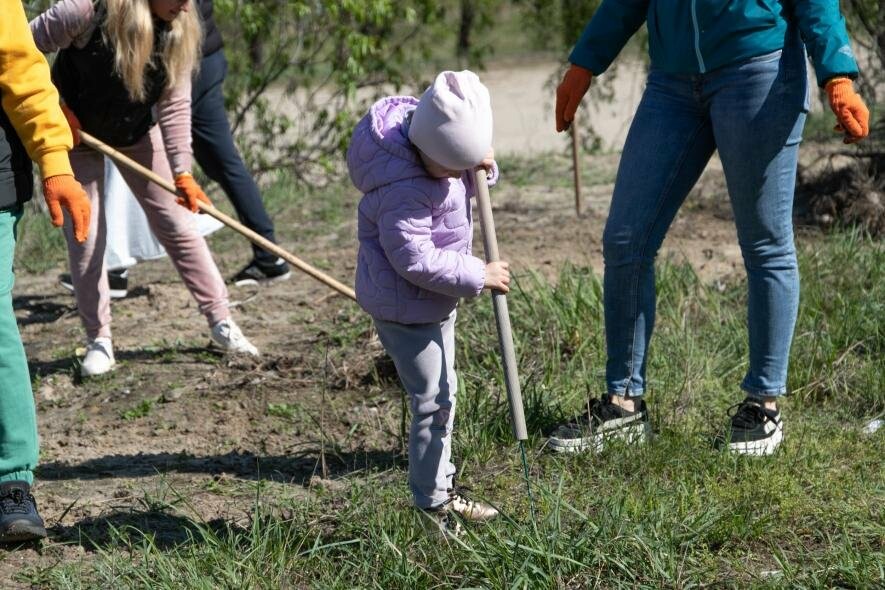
192, 50, 279, 265
603, 30, 809, 398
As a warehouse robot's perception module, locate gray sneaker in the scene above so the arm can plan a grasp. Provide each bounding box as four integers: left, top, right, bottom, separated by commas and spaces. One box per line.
547, 394, 651, 453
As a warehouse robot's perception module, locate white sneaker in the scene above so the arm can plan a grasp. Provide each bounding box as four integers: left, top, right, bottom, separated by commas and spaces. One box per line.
81, 338, 115, 377
210, 318, 259, 356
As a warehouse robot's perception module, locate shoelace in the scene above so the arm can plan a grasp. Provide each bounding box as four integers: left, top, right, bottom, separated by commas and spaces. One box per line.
0, 489, 32, 515
567, 396, 633, 428
729, 401, 778, 430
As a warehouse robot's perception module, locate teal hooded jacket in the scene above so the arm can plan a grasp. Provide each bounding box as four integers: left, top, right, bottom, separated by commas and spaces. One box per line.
569, 0, 858, 87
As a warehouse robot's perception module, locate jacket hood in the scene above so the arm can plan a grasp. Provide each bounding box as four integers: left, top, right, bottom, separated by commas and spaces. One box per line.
347, 96, 427, 194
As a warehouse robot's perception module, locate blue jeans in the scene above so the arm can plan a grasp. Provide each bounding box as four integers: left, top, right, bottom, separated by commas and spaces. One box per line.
192, 50, 279, 265
603, 32, 809, 398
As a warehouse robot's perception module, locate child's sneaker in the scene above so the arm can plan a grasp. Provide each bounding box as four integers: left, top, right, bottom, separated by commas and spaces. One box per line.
209, 318, 259, 356
419, 488, 498, 540
717, 398, 783, 456
447, 488, 499, 522
419, 505, 464, 540
547, 394, 650, 453
81, 337, 115, 377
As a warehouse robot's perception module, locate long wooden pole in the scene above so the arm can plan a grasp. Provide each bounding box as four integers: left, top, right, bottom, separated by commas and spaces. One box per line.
78, 130, 356, 301
571, 115, 582, 216
473, 168, 528, 441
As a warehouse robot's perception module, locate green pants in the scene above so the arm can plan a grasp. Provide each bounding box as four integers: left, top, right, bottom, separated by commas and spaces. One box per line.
0, 207, 37, 484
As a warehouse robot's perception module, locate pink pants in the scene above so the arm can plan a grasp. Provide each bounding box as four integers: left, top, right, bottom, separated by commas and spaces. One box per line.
65, 126, 230, 340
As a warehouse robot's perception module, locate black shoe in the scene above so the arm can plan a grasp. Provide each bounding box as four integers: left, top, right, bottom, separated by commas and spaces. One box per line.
547, 394, 651, 453
59, 268, 129, 299
230, 257, 292, 286
716, 398, 783, 456
0, 481, 47, 544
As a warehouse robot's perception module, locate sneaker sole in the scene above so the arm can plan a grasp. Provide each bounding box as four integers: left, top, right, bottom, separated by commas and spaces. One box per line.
207, 338, 260, 357
727, 424, 783, 456
548, 422, 651, 454
0, 521, 47, 543
232, 271, 292, 287
80, 361, 117, 378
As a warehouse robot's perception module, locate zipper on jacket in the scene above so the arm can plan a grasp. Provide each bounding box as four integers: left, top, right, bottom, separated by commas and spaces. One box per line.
690, 0, 706, 73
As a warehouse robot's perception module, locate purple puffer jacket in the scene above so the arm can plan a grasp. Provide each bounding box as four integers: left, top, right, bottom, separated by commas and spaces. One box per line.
347, 96, 498, 324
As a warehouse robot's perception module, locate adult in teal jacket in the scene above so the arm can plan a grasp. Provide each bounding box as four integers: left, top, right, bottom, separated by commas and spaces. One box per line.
548, 0, 870, 456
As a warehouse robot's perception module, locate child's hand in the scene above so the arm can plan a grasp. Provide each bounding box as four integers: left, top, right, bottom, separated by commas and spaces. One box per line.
484, 260, 510, 293
479, 148, 495, 173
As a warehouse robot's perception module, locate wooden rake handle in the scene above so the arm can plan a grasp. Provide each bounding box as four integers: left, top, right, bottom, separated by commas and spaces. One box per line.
474, 167, 528, 441
78, 130, 356, 301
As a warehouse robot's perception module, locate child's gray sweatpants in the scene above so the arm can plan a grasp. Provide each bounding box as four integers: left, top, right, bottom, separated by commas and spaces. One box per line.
373, 312, 457, 509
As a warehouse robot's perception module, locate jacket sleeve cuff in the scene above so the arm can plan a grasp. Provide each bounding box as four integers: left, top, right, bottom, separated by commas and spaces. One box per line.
464, 254, 486, 298
37, 148, 74, 179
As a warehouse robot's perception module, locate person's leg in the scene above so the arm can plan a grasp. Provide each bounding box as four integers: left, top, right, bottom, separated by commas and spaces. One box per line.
0, 207, 38, 485
192, 51, 280, 267
710, 39, 808, 402
707, 34, 808, 455
0, 207, 45, 542
65, 146, 111, 340
117, 127, 231, 328
374, 315, 457, 509
602, 71, 716, 399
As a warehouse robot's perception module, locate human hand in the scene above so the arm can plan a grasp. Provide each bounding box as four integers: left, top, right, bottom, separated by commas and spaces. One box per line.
61, 104, 81, 146
826, 77, 869, 144
555, 64, 593, 132
484, 260, 511, 293
43, 174, 91, 243
173, 172, 213, 212
479, 148, 495, 173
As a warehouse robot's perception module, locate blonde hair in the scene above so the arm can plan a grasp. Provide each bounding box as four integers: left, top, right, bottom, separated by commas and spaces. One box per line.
103, 0, 202, 102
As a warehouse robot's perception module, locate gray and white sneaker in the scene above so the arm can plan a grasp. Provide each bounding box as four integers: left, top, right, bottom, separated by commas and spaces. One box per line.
419, 488, 499, 540
547, 394, 651, 453
209, 318, 259, 357
81, 337, 115, 378
717, 398, 783, 456
419, 504, 464, 540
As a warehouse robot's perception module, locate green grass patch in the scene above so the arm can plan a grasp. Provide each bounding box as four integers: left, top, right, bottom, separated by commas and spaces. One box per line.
21, 229, 884, 588
120, 398, 157, 421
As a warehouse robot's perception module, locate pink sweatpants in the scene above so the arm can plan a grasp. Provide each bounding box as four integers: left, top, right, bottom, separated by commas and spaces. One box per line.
64, 126, 230, 340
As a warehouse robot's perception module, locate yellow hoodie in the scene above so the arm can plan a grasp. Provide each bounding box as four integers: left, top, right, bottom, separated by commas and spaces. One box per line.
0, 0, 73, 179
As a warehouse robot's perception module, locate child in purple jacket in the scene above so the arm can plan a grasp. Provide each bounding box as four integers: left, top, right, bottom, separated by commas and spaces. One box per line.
347, 71, 510, 538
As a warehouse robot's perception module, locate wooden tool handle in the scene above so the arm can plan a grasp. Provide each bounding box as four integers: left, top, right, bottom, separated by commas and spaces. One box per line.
474, 167, 528, 441
78, 130, 356, 301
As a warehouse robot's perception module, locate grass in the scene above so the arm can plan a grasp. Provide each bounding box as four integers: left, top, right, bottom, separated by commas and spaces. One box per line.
19, 228, 884, 589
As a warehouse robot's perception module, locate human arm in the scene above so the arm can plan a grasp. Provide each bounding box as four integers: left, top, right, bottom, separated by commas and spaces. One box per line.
1, 0, 90, 241
28, 0, 95, 53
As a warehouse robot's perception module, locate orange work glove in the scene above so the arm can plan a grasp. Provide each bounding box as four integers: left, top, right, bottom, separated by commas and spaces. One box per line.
825, 77, 869, 144
173, 172, 212, 212
61, 103, 81, 146
43, 174, 91, 243
555, 64, 593, 132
